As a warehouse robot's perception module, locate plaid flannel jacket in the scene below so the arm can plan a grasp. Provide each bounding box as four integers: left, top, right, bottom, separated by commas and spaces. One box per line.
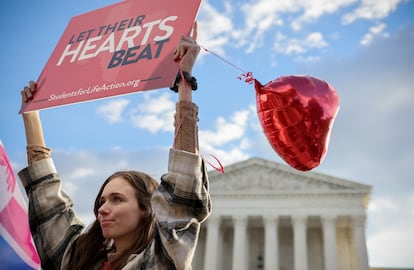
18, 148, 211, 270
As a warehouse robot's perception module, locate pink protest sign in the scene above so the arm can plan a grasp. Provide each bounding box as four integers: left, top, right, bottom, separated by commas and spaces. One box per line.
20, 0, 201, 113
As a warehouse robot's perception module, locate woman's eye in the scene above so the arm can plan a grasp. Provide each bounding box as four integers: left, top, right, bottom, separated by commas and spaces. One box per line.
113, 196, 123, 202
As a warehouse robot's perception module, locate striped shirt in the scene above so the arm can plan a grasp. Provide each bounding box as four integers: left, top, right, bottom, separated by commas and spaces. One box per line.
18, 148, 211, 270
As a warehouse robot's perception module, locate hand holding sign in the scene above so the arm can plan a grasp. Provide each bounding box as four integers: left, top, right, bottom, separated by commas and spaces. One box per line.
173, 22, 200, 74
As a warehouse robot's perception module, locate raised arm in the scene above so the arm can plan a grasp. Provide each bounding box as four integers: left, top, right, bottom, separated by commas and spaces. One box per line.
150, 23, 211, 269
19, 82, 84, 270
172, 22, 200, 154
21, 81, 51, 165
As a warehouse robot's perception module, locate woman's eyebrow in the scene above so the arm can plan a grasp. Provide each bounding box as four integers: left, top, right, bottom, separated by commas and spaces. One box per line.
101, 192, 124, 199
109, 192, 123, 196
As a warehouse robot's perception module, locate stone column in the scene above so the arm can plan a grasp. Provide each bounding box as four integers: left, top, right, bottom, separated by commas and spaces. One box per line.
203, 216, 220, 270
232, 215, 248, 270
321, 215, 338, 270
264, 216, 279, 270
352, 215, 369, 270
293, 215, 308, 270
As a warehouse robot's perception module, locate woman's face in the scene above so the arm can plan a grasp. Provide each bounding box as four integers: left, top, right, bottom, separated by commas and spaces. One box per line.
97, 177, 142, 250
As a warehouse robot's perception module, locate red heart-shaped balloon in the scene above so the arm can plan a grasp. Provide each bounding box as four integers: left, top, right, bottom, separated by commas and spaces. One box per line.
254, 75, 340, 171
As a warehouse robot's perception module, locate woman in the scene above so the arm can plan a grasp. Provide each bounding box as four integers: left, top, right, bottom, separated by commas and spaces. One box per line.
18, 23, 211, 270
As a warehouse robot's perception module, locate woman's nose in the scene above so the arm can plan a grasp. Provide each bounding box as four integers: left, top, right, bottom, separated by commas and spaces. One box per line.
98, 202, 109, 215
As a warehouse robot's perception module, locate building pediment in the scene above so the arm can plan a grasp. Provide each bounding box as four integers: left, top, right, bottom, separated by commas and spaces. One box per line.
208, 157, 371, 195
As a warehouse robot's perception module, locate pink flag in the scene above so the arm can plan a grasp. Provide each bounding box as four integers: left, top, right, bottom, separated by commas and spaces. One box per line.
0, 140, 40, 269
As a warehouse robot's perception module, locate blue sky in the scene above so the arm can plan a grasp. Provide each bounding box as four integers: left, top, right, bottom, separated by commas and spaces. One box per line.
1, 0, 414, 267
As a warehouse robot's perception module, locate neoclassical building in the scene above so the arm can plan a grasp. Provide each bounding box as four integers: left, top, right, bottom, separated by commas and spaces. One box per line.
192, 157, 372, 270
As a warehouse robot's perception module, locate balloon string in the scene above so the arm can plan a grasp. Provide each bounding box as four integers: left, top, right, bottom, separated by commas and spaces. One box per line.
199, 45, 246, 73
173, 114, 184, 149
202, 154, 225, 174
198, 44, 254, 84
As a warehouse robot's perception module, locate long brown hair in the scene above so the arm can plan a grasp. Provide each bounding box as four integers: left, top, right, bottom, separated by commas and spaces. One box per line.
67, 171, 159, 270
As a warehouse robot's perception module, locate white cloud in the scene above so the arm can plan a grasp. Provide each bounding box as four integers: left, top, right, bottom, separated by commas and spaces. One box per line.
367, 193, 414, 267
273, 32, 328, 56
306, 32, 329, 48
237, 0, 356, 48
239, 0, 296, 52
293, 55, 322, 63
95, 92, 176, 134
274, 33, 306, 55
97, 98, 130, 123
361, 23, 388, 46
368, 197, 400, 213
342, 0, 402, 24
134, 113, 175, 133
291, 0, 358, 30
62, 181, 79, 196
129, 93, 175, 133
199, 109, 251, 147
137, 93, 175, 114
67, 167, 95, 181
198, 1, 234, 56
368, 225, 414, 266
199, 0, 403, 58
197, 107, 258, 166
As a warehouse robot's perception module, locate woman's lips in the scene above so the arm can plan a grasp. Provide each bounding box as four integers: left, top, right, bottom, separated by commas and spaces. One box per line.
100, 219, 115, 226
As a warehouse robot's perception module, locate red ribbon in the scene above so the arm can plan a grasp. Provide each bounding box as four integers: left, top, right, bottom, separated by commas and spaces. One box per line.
202, 154, 224, 174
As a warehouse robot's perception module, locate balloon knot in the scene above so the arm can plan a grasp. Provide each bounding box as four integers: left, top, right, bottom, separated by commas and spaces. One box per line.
237, 71, 254, 84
